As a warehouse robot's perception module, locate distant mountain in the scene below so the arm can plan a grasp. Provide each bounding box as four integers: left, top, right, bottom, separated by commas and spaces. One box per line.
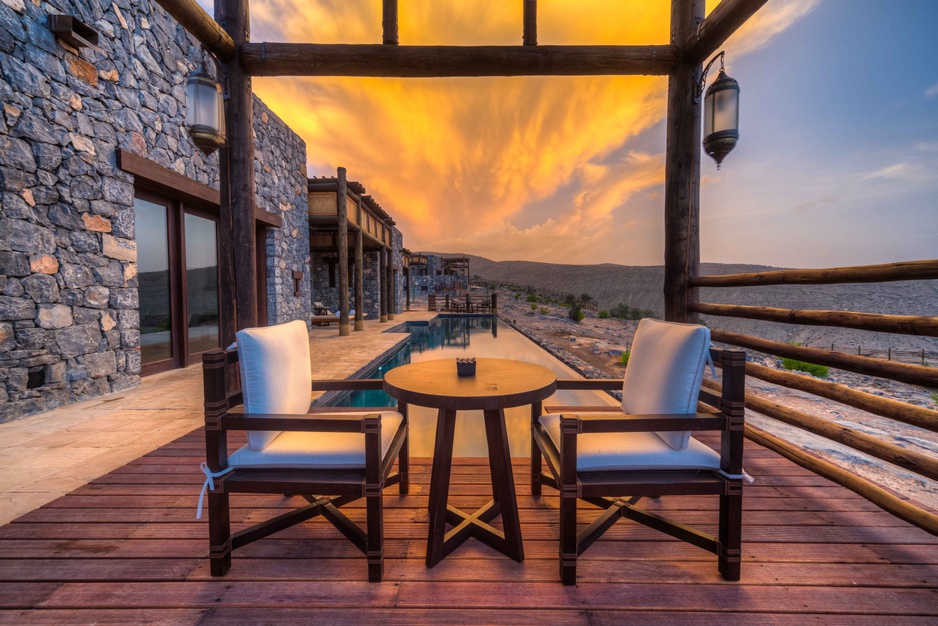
421, 253, 938, 352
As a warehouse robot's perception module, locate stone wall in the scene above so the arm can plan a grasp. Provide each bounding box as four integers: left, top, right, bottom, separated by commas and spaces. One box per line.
0, 0, 309, 422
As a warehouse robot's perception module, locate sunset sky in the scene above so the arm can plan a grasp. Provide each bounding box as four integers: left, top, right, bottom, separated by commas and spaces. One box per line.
199, 1, 938, 268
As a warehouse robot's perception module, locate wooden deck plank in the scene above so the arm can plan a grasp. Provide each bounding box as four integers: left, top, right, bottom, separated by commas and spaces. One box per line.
0, 428, 936, 620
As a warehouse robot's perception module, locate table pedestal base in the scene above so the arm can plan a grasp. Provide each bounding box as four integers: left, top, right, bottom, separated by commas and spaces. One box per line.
426, 408, 524, 567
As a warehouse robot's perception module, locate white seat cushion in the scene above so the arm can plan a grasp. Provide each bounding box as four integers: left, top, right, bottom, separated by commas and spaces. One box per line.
622, 318, 711, 451
539, 413, 720, 472
236, 320, 312, 451
228, 412, 404, 469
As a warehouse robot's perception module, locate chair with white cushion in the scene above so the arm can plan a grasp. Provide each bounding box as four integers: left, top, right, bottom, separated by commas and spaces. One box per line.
200, 320, 408, 582
531, 318, 747, 585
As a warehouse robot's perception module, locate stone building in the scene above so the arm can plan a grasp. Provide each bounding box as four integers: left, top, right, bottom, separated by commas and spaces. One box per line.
0, 0, 311, 422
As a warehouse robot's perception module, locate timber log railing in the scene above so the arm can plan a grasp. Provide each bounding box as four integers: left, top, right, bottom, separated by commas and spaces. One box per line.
688, 259, 938, 535
428, 293, 498, 314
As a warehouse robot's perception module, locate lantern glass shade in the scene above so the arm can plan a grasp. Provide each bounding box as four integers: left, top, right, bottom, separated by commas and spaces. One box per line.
702, 69, 739, 167
186, 72, 226, 155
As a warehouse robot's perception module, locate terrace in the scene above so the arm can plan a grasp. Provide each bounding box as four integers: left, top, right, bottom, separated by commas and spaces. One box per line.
1, 0, 936, 622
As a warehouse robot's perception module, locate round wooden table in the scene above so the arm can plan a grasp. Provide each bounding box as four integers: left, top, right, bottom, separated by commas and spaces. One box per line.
384, 358, 557, 566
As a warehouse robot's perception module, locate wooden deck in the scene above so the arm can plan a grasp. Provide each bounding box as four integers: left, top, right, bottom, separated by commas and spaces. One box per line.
0, 429, 936, 625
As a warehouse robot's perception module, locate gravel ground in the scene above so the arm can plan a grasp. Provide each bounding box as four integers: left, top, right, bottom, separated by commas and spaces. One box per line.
494, 288, 938, 511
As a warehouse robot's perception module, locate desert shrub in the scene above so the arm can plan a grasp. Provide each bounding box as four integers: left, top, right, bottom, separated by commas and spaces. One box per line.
564, 293, 576, 306
514, 293, 520, 300
526, 294, 538, 303
539, 307, 548, 315
620, 350, 630, 367
930, 391, 938, 406
568, 302, 584, 322
530, 303, 537, 311
598, 310, 610, 319
781, 357, 830, 378
580, 293, 592, 302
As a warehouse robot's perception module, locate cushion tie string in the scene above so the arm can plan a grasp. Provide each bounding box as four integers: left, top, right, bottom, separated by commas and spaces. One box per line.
718, 468, 754, 484
197, 462, 235, 519
706, 345, 717, 378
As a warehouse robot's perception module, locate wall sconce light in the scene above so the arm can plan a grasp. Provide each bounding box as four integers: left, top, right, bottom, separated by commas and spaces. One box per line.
696, 51, 739, 169
185, 58, 226, 155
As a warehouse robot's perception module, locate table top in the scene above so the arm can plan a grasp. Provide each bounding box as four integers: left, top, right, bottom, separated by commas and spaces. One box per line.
383, 358, 557, 411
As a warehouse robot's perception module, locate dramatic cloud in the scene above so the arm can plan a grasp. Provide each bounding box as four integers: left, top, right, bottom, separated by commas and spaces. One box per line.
198, 1, 816, 263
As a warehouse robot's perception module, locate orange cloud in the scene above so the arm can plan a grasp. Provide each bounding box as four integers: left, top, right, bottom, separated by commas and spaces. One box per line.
246, 1, 812, 263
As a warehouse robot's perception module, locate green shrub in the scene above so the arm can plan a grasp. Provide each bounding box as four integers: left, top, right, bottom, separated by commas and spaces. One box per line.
564, 293, 576, 306
539, 307, 548, 315
620, 350, 630, 367
781, 357, 830, 378
568, 302, 584, 322
580, 293, 592, 302
598, 310, 610, 319
514, 293, 520, 300
526, 294, 538, 303
930, 391, 938, 406
530, 302, 537, 311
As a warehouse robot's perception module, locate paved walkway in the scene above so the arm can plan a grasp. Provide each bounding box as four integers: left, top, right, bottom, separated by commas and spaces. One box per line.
0, 311, 436, 526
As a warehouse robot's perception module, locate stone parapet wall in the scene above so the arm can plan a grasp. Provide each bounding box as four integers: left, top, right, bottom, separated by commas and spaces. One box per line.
0, 0, 309, 422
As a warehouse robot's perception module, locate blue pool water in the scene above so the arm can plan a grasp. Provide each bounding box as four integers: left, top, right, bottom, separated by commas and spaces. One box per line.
332, 316, 613, 457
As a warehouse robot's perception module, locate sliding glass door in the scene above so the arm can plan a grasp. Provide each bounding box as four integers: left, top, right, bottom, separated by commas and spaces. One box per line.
135, 193, 220, 375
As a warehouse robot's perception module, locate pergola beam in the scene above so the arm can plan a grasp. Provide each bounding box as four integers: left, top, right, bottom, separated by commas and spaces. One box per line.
241, 44, 675, 77
154, 0, 236, 61
681, 0, 768, 65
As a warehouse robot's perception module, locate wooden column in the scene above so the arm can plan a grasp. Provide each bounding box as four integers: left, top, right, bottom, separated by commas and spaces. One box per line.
523, 0, 537, 46
663, 0, 704, 323
387, 243, 395, 321
336, 168, 350, 336
218, 0, 257, 330
382, 0, 398, 45
354, 198, 365, 331
216, 147, 237, 347
379, 248, 388, 323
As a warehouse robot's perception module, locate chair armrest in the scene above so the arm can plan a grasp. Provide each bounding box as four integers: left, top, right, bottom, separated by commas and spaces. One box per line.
556, 378, 621, 391
311, 379, 384, 391
562, 412, 731, 433
219, 412, 380, 433
544, 404, 617, 414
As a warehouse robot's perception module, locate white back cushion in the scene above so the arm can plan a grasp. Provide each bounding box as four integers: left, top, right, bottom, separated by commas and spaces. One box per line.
236, 320, 311, 451
621, 318, 711, 450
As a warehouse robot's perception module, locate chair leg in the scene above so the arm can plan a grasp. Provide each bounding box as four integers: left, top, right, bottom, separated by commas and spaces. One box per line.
559, 492, 577, 585
366, 490, 384, 582
208, 492, 232, 576
399, 421, 410, 496
530, 404, 542, 497
718, 486, 743, 581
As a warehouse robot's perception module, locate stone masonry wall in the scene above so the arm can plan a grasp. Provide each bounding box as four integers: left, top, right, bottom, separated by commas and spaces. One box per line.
0, 0, 309, 422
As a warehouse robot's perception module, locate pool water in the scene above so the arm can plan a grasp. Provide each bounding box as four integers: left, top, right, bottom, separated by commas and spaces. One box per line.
331, 316, 614, 457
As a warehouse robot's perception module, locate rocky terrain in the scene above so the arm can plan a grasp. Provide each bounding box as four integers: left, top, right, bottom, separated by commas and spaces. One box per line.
493, 286, 938, 511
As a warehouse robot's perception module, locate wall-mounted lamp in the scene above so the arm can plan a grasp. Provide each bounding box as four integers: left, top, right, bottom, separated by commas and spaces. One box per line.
185, 59, 226, 155
696, 51, 739, 169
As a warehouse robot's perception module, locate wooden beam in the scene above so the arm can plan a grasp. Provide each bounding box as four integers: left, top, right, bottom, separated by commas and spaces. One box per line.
682, 0, 768, 66
337, 168, 350, 336
523, 0, 537, 46
153, 0, 236, 61
691, 260, 938, 287
241, 43, 675, 77
710, 330, 938, 388
663, 0, 704, 322
692, 302, 938, 337
745, 423, 938, 536
383, 0, 398, 45
744, 362, 938, 433
219, 0, 257, 331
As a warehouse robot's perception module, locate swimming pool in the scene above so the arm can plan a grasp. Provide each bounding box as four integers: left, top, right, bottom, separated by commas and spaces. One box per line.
331, 316, 615, 457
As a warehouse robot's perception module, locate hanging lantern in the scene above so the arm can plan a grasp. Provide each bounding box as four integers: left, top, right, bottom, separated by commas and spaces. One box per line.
185, 63, 226, 155
697, 52, 739, 169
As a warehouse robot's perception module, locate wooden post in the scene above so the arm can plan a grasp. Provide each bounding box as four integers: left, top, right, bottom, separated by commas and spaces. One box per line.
216, 147, 237, 347
663, 0, 704, 323
379, 248, 388, 323
382, 0, 398, 45
354, 198, 365, 331
387, 243, 395, 320
218, 0, 257, 330
405, 265, 411, 311
523, 0, 537, 46
337, 168, 350, 336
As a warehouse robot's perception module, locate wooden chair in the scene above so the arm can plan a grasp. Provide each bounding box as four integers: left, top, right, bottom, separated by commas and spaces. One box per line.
199, 320, 409, 582
531, 318, 747, 585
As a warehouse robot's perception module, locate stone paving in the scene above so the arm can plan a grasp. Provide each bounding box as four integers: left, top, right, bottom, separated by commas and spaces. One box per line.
0, 311, 435, 526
